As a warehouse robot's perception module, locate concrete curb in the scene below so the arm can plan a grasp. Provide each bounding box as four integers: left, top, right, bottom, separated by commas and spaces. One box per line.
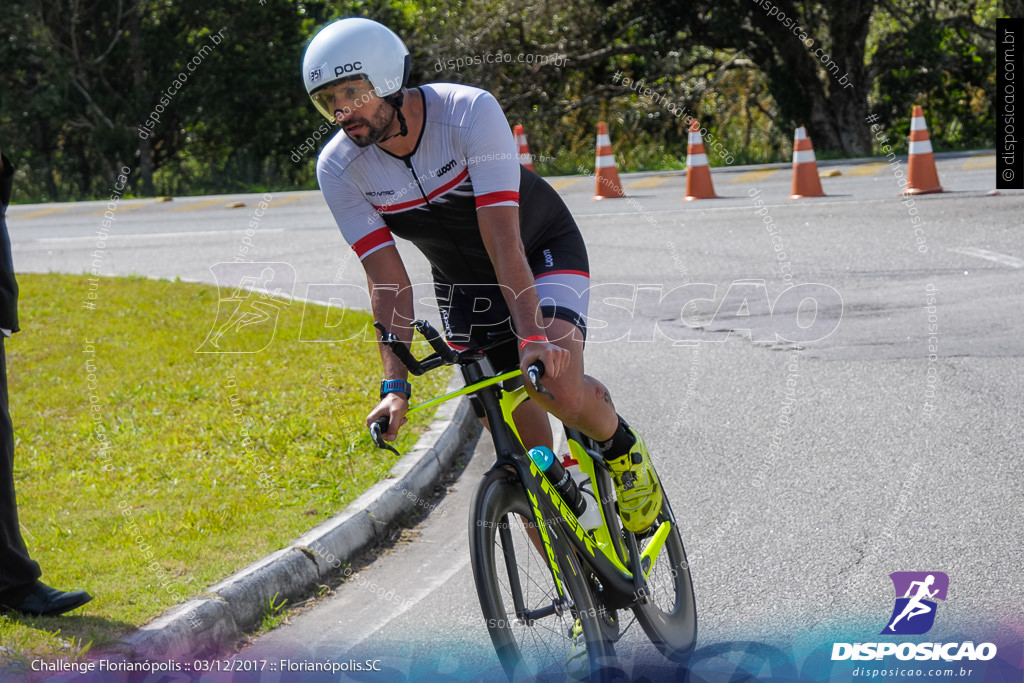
115, 379, 478, 661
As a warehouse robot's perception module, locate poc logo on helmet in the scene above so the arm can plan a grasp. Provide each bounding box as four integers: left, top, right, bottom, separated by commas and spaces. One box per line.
334, 61, 363, 76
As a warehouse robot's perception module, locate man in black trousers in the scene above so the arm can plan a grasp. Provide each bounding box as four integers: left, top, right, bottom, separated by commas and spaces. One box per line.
0, 145, 92, 617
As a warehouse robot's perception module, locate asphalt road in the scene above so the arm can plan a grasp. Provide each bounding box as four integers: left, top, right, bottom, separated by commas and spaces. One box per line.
9, 152, 1022, 681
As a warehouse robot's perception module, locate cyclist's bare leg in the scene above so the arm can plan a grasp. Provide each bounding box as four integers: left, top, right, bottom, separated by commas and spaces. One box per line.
512, 395, 554, 450
475, 398, 553, 451
471, 395, 552, 557
526, 318, 618, 442
510, 400, 556, 557
490, 319, 616, 562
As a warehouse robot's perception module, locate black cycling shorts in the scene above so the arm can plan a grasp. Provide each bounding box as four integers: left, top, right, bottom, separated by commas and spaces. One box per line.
434, 229, 590, 374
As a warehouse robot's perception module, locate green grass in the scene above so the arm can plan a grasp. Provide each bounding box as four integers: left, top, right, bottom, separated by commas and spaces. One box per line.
255, 592, 289, 635
0, 274, 450, 667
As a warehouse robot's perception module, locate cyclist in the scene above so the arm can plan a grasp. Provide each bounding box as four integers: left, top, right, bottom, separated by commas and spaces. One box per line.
302, 18, 661, 533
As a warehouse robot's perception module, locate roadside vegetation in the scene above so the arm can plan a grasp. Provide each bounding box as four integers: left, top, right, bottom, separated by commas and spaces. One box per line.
0, 274, 449, 669
1, 1, 999, 202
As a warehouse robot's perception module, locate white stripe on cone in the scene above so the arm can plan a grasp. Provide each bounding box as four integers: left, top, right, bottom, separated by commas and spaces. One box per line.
793, 149, 817, 163
795, 126, 809, 140
686, 153, 708, 167
910, 117, 927, 131
909, 139, 933, 155
597, 134, 611, 147
596, 155, 618, 168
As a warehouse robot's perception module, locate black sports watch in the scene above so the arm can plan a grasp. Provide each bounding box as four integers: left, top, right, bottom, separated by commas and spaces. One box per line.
380, 379, 412, 400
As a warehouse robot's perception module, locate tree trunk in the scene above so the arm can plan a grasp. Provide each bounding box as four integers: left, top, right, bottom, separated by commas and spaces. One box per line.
128, 0, 154, 196
822, 0, 875, 155
756, 0, 875, 155
658, 0, 878, 156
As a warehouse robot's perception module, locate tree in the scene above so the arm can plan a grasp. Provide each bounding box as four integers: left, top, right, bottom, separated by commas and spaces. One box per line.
868, 0, 998, 150
0, 0, 1000, 202
631, 0, 877, 156
0, 0, 348, 200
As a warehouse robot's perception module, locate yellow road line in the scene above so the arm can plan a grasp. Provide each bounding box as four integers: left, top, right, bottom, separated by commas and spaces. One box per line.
962, 156, 995, 170
729, 169, 780, 184
844, 162, 888, 177
11, 206, 75, 220
89, 200, 154, 216
266, 194, 311, 208
170, 197, 234, 212
549, 178, 586, 191
626, 175, 676, 189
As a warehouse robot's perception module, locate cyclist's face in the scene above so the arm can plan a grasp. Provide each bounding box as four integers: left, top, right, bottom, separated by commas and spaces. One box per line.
324, 78, 375, 117
317, 78, 395, 147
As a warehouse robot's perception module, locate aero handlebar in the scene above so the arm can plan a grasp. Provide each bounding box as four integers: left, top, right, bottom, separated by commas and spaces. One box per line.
369, 319, 549, 452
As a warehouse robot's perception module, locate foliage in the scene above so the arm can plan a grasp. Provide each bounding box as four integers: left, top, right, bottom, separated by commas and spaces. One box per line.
0, 0, 1000, 203
0, 273, 450, 662
867, 0, 999, 152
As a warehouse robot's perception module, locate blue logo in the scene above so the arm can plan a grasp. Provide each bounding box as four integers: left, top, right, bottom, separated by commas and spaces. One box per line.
881, 571, 949, 635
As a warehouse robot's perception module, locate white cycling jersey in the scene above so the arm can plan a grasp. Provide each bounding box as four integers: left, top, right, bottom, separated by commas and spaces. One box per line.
316, 82, 584, 286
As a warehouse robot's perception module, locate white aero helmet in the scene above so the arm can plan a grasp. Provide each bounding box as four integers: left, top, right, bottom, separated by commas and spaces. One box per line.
302, 17, 411, 122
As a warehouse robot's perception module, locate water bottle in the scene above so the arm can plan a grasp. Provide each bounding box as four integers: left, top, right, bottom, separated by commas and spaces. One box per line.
527, 447, 602, 531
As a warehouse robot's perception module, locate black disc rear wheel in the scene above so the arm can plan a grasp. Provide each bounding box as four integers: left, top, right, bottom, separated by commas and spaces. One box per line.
470, 468, 619, 681
631, 493, 697, 664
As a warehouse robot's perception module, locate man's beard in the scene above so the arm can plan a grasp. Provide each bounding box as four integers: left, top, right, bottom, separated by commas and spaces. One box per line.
340, 102, 398, 147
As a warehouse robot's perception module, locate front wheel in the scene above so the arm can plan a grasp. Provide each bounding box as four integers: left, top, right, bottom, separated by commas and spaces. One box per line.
470, 467, 620, 681
631, 492, 698, 664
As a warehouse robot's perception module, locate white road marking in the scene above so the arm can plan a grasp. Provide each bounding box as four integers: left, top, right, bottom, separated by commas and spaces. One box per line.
33, 228, 285, 243
344, 551, 472, 648
949, 247, 1024, 268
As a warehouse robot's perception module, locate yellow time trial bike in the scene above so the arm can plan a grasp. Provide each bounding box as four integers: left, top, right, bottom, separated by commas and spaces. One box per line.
370, 319, 696, 681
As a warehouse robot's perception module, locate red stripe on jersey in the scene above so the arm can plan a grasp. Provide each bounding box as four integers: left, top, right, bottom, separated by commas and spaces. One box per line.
352, 226, 394, 258
372, 168, 471, 214
536, 269, 590, 279
373, 195, 424, 213
427, 168, 470, 201
476, 190, 520, 209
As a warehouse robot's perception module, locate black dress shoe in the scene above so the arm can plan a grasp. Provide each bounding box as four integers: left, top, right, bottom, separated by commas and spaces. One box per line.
1, 581, 93, 617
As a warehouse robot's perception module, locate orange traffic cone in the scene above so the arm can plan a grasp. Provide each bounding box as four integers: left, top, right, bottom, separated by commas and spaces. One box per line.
789, 126, 825, 199
684, 120, 717, 200
593, 122, 626, 200
905, 105, 943, 195
513, 124, 535, 172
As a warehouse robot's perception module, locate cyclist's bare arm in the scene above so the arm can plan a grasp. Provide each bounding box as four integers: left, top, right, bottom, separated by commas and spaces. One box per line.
477, 205, 570, 379
362, 245, 414, 441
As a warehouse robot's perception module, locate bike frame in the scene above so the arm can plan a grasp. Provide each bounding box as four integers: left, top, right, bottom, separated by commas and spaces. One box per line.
401, 347, 675, 613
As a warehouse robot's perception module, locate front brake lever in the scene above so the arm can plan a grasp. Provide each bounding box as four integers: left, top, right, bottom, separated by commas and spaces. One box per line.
527, 361, 554, 400
370, 416, 399, 456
